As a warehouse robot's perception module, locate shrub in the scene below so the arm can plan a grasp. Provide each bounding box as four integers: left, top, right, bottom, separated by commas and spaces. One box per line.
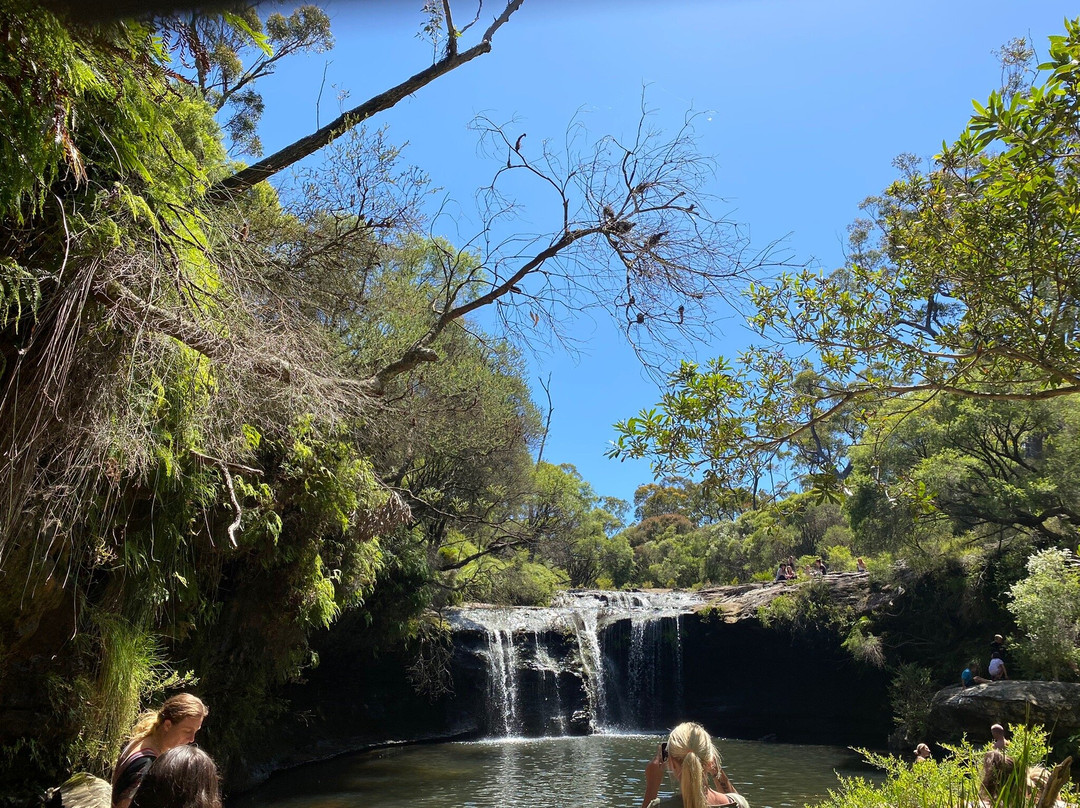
887, 663, 934, 748
824, 543, 856, 572
842, 616, 885, 668
820, 726, 1073, 808
1007, 549, 1080, 680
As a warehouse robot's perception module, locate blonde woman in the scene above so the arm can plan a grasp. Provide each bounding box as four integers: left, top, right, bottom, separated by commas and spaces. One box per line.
111, 694, 208, 808
641, 722, 749, 808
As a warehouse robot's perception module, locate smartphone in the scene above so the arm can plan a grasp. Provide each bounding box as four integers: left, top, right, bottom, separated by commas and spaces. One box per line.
661, 742, 669, 761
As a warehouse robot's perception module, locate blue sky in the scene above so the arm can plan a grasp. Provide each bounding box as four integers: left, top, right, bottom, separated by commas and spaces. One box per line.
255, 0, 1076, 508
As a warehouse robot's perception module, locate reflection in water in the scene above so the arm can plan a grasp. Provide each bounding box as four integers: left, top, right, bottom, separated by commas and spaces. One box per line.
232, 735, 881, 808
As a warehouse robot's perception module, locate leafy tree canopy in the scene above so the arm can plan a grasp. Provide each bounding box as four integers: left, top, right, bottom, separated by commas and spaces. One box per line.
610, 20, 1080, 496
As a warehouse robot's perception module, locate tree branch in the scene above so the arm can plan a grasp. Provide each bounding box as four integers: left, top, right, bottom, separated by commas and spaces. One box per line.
95, 281, 297, 383
357, 227, 591, 396
207, 0, 523, 201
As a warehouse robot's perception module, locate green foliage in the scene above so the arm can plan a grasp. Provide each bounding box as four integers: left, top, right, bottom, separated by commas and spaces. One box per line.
471, 552, 563, 607
0, 259, 39, 334
820, 727, 1073, 808
1007, 548, 1080, 680
842, 616, 885, 668
611, 18, 1080, 505
166, 5, 333, 156
79, 614, 168, 768
756, 578, 855, 637
887, 663, 935, 748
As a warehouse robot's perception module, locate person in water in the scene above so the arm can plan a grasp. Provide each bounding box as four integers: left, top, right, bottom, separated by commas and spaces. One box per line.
129, 745, 221, 808
112, 693, 208, 808
641, 722, 749, 808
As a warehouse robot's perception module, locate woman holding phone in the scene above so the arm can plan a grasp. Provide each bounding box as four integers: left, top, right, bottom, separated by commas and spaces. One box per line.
640, 722, 749, 808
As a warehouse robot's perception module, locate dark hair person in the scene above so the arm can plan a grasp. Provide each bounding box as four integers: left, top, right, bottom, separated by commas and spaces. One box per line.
980, 749, 1020, 803
128, 745, 221, 808
112, 694, 209, 808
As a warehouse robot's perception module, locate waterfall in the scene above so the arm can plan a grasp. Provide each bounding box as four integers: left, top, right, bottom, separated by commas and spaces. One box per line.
628, 615, 657, 728
486, 625, 520, 735
569, 607, 608, 732
673, 615, 684, 718
448, 590, 702, 738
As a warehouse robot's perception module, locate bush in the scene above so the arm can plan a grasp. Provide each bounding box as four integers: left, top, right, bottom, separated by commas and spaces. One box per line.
493, 555, 563, 606
1007, 549, 1080, 680
887, 663, 934, 748
756, 578, 854, 636
820, 726, 1073, 808
824, 543, 856, 572
842, 616, 885, 668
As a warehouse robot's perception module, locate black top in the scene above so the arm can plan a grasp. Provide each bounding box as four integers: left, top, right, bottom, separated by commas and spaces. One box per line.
112, 750, 155, 806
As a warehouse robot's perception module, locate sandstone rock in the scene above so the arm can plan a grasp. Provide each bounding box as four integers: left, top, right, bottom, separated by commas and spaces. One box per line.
928, 681, 1080, 744
43, 772, 110, 808
697, 571, 896, 623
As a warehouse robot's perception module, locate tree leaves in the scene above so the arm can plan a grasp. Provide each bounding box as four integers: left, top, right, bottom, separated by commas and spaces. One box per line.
614, 17, 1080, 500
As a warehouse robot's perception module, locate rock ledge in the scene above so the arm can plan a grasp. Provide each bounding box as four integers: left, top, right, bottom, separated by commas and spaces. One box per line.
928, 680, 1080, 743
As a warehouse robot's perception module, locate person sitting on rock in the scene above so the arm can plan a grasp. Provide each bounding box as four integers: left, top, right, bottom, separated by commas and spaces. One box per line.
961, 661, 992, 687
988, 655, 1008, 681
990, 634, 1006, 660
988, 634, 1009, 680
856, 557, 867, 573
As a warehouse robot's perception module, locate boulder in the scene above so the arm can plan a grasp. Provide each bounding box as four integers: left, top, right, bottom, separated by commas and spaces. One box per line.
928, 681, 1080, 744
43, 772, 110, 808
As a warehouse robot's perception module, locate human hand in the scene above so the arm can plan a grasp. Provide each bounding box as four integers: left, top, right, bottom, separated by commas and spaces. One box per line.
642, 744, 664, 805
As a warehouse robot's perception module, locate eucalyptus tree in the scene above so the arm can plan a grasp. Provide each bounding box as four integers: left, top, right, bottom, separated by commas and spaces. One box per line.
0, 1, 764, 791
610, 21, 1080, 497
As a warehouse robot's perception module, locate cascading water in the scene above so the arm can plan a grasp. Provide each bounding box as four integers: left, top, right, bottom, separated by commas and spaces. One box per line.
567, 607, 608, 731
487, 626, 519, 735
447, 590, 702, 738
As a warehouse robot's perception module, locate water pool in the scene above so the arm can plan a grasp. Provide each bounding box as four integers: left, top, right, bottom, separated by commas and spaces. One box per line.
233, 734, 881, 808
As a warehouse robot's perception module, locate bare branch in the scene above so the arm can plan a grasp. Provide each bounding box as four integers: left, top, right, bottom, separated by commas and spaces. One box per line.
442, 0, 457, 57
535, 372, 553, 465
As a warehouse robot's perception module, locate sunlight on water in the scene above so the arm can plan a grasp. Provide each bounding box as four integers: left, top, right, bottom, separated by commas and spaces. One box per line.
232, 735, 881, 808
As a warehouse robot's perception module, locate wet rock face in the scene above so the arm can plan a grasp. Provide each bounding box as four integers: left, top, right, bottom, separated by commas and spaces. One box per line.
448, 592, 702, 736
243, 580, 893, 789
678, 615, 890, 745
449, 619, 591, 737
449, 586, 892, 746
928, 681, 1080, 744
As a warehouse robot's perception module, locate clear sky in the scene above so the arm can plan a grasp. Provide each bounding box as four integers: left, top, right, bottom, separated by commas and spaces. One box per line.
254, 0, 1077, 508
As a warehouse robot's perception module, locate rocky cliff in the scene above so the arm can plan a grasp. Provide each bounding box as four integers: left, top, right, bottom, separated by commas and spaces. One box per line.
928, 681, 1080, 745
238, 574, 895, 790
